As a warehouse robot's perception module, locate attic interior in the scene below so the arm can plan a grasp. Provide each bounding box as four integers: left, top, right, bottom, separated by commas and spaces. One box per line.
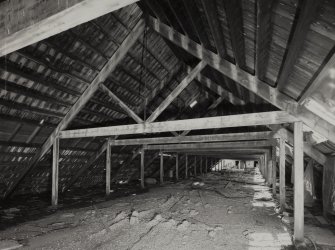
0, 0, 335, 249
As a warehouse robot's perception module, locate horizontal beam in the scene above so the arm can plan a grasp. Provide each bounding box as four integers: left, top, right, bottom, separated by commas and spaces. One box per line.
0, 0, 138, 56
59, 111, 297, 139
109, 131, 271, 146
144, 140, 272, 151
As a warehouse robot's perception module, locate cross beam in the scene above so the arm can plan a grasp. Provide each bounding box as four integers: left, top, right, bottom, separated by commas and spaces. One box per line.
144, 141, 273, 151
109, 131, 271, 146
59, 111, 297, 139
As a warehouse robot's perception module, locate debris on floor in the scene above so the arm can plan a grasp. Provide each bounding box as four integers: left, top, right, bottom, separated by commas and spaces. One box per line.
0, 168, 334, 249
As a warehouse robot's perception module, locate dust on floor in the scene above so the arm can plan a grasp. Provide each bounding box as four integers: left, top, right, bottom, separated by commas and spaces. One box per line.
0, 168, 333, 250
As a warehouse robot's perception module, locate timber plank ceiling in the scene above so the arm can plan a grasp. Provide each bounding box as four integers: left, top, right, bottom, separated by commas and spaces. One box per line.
0, 0, 334, 199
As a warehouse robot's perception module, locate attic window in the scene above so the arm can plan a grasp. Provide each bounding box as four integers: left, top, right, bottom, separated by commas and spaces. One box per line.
189, 100, 198, 108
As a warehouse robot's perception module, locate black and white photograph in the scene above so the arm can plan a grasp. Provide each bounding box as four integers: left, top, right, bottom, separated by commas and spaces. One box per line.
0, 0, 334, 249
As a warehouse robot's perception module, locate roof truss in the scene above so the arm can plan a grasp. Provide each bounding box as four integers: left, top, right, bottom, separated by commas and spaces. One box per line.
3, 19, 145, 199
147, 16, 335, 144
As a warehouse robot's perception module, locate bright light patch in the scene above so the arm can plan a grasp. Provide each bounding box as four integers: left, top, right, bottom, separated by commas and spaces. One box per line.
189, 100, 197, 108
329, 68, 335, 79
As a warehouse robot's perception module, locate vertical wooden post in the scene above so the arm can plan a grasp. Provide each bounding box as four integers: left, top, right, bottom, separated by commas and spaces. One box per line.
262, 156, 265, 176
140, 147, 145, 189
267, 150, 272, 185
194, 156, 197, 176
200, 157, 203, 175
185, 154, 188, 179
272, 144, 277, 195
160, 152, 164, 184
279, 137, 286, 211
291, 163, 295, 184
264, 153, 269, 184
52, 137, 59, 206
106, 141, 111, 195
205, 157, 208, 174
176, 154, 179, 180
294, 121, 304, 244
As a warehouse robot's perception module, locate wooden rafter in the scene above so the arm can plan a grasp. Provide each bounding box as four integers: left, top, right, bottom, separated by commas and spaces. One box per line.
298, 53, 335, 103
196, 74, 245, 106
147, 16, 335, 143
256, 0, 274, 80
3, 19, 145, 199
223, 0, 246, 67
276, 0, 321, 91
201, 0, 227, 59
0, 0, 138, 56
182, 0, 211, 49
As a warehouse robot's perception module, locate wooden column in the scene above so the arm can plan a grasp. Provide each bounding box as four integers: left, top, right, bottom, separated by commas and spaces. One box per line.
140, 147, 145, 189
194, 156, 197, 176
267, 151, 272, 185
294, 121, 304, 243
52, 137, 59, 206
160, 152, 164, 184
176, 154, 179, 180
279, 137, 286, 211
262, 155, 266, 177
205, 157, 208, 174
272, 144, 277, 195
106, 142, 111, 195
185, 154, 188, 179
200, 157, 203, 175
266, 155, 269, 181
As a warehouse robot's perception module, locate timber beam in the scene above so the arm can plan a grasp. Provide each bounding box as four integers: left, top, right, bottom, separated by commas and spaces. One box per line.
144, 141, 273, 151
59, 111, 297, 139
109, 131, 271, 146
0, 0, 138, 56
